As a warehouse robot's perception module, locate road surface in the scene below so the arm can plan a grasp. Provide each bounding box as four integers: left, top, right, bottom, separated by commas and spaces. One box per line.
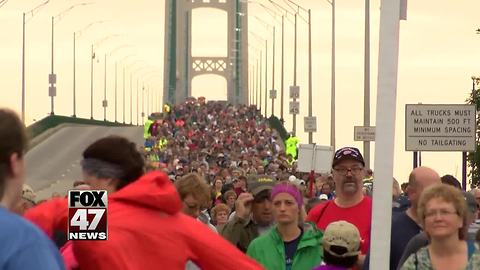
25, 125, 143, 200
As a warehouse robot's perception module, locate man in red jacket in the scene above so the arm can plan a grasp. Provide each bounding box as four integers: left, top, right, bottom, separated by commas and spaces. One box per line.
25, 136, 263, 270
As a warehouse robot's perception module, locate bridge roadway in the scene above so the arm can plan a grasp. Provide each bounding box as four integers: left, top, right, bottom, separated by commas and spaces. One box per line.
25, 125, 143, 200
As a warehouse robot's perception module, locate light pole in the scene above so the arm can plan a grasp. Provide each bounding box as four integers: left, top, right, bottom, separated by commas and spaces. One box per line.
103, 54, 108, 121
249, 31, 265, 114
109, 47, 133, 123
90, 44, 94, 119
90, 34, 121, 120
364, 0, 371, 167
325, 0, 337, 149
287, 0, 312, 142
50, 3, 92, 116
264, 1, 295, 122
254, 16, 276, 118
22, 0, 51, 123
73, 20, 107, 117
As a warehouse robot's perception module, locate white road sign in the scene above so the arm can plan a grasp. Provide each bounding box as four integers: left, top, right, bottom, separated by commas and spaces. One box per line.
405, 104, 476, 151
354, 126, 376, 141
304, 117, 317, 132
289, 101, 299, 115
270, 89, 277, 99
289, 86, 300, 99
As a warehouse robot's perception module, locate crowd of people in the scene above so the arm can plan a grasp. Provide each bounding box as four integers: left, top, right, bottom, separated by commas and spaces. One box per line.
1, 98, 480, 269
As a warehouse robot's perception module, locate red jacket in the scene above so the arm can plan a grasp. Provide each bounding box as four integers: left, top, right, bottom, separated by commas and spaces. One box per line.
25, 171, 264, 270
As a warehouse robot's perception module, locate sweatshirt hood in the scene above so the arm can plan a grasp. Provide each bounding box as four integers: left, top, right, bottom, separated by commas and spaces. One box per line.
110, 171, 182, 215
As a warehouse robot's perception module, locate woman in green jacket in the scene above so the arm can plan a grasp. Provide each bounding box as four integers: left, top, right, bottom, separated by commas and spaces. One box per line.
247, 182, 323, 270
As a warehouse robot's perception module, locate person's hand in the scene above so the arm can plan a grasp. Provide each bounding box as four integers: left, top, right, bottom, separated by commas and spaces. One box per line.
235, 192, 254, 220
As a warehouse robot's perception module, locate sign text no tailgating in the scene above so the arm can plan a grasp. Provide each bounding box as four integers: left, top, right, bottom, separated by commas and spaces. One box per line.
405, 104, 476, 151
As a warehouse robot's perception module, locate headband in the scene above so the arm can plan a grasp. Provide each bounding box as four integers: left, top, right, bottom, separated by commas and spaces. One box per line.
271, 183, 303, 208
81, 158, 125, 180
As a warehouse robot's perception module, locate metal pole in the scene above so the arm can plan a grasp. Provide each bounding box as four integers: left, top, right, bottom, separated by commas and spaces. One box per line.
142, 85, 144, 124
252, 64, 255, 106
330, 1, 336, 149
463, 152, 467, 190
73, 32, 76, 117
280, 15, 285, 123
147, 87, 150, 116
264, 40, 268, 117
413, 152, 418, 168
21, 13, 25, 123
249, 66, 252, 106
50, 16, 54, 115
271, 26, 275, 117
114, 62, 117, 122
293, 12, 298, 135
103, 54, 107, 121
123, 66, 125, 124
136, 79, 139, 125
364, 0, 371, 168
90, 44, 94, 119
259, 51, 263, 113
130, 73, 132, 125
308, 9, 313, 144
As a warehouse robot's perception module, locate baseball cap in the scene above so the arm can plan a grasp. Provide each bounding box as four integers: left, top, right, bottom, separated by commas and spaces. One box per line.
247, 175, 275, 197
22, 184, 36, 205
323, 221, 361, 258
319, 194, 329, 201
332, 147, 365, 168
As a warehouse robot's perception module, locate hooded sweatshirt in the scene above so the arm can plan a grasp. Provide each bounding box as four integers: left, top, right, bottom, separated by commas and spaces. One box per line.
25, 171, 263, 270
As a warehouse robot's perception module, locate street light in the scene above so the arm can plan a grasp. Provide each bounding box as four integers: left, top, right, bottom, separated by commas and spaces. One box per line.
21, 0, 51, 124
264, 0, 305, 135
265, 0, 299, 124
253, 16, 276, 118
108, 45, 133, 122
90, 34, 121, 119
73, 20, 107, 118
50, 2, 93, 116
249, 31, 265, 114
286, 0, 313, 143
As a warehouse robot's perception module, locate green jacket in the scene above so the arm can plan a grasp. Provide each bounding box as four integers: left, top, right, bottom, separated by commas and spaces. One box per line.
247, 222, 323, 270
221, 216, 260, 253
285, 136, 299, 159
143, 119, 154, 139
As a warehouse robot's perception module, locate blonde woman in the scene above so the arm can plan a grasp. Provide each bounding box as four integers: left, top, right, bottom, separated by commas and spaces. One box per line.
247, 182, 322, 270
400, 184, 480, 269
211, 203, 231, 232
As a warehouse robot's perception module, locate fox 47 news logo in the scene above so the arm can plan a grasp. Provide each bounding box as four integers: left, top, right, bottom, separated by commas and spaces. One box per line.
68, 190, 108, 240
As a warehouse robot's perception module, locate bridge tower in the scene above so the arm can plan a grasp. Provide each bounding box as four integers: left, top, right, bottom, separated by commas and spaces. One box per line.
163, 0, 248, 105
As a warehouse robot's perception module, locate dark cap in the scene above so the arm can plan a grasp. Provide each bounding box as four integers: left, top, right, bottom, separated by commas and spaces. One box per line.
247, 175, 275, 197
332, 147, 365, 168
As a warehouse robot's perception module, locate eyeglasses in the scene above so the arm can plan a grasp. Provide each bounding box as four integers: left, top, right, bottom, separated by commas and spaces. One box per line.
424, 209, 458, 219
333, 167, 364, 175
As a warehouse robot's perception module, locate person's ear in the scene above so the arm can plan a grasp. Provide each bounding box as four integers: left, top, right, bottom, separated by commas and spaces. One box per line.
9, 153, 23, 180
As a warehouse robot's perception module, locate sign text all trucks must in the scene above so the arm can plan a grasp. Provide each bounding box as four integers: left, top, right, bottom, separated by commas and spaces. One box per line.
405, 104, 476, 151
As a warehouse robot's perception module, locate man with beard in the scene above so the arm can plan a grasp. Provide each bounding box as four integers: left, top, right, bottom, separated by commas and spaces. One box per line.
307, 147, 371, 267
